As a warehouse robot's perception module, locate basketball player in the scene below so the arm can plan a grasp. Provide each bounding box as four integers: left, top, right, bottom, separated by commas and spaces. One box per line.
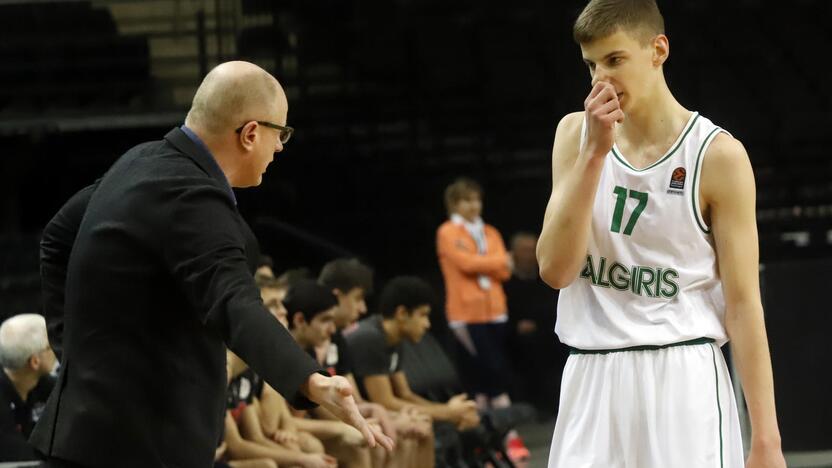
536, 1, 785, 467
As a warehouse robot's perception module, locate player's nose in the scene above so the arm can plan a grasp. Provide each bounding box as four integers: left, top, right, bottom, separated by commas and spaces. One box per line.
591, 67, 610, 87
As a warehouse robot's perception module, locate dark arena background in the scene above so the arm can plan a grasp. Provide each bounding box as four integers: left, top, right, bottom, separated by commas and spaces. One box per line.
0, 0, 830, 466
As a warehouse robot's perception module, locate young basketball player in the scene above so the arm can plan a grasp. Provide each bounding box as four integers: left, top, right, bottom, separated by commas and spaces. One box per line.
536, 1, 786, 467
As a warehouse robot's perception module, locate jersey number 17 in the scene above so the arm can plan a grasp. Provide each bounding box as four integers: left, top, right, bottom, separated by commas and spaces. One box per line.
611, 186, 648, 236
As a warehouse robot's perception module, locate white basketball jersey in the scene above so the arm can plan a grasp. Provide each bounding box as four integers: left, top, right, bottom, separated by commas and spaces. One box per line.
555, 112, 730, 349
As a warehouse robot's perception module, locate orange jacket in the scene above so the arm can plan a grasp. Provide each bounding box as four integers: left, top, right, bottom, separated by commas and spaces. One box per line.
436, 220, 511, 324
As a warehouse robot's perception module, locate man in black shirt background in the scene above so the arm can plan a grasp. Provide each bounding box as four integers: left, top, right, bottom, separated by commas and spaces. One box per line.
503, 232, 566, 420
346, 277, 479, 431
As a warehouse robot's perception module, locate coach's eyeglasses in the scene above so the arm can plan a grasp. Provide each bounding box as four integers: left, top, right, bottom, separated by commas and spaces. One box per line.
235, 121, 294, 144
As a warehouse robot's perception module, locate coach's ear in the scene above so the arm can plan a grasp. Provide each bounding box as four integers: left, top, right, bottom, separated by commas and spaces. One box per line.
652, 34, 669, 67
237, 120, 259, 152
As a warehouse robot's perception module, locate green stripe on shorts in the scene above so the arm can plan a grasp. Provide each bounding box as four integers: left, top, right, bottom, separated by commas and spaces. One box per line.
569, 337, 715, 355
709, 343, 724, 468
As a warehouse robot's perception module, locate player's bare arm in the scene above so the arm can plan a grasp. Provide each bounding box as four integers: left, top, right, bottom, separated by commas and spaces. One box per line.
363, 374, 413, 412
537, 81, 625, 288
701, 133, 786, 468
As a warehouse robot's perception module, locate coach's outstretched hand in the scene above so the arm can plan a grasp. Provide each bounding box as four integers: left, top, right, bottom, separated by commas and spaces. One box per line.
303, 373, 395, 452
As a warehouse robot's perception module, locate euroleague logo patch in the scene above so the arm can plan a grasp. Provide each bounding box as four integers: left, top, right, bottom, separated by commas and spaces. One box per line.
669, 167, 686, 190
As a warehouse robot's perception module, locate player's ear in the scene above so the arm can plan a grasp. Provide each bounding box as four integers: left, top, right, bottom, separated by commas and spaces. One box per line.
394, 305, 409, 322
652, 34, 669, 67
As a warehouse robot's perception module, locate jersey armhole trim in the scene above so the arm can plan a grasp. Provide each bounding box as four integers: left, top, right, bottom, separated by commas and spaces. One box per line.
691, 127, 724, 234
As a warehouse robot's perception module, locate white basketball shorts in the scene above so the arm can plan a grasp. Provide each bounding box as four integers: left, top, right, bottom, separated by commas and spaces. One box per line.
548, 339, 744, 468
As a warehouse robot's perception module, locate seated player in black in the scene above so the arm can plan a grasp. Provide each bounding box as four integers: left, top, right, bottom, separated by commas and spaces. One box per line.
346, 277, 480, 435
319, 260, 435, 468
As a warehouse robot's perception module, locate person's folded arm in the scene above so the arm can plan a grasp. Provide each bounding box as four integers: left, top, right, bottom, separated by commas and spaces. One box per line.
437, 225, 508, 276
489, 229, 512, 281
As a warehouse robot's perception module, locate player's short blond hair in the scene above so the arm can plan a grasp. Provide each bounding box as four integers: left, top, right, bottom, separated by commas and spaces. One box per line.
573, 0, 665, 45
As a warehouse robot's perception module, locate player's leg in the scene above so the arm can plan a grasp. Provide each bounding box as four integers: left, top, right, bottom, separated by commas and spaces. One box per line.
644, 342, 743, 468
548, 352, 626, 468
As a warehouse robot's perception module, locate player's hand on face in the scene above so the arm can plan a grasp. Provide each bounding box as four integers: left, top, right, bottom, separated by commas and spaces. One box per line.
583, 81, 625, 160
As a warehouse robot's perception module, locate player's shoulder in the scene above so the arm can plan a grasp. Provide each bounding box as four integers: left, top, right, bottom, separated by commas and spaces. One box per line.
555, 111, 584, 138
346, 319, 386, 350
704, 132, 750, 172
701, 132, 754, 202
549, 111, 585, 168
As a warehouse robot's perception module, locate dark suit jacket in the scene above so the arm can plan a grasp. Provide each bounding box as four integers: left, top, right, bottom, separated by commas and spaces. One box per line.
40, 180, 264, 362
30, 128, 321, 468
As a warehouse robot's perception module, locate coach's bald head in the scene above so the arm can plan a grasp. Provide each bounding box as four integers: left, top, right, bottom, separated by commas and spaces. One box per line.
185, 61, 288, 187
186, 61, 285, 135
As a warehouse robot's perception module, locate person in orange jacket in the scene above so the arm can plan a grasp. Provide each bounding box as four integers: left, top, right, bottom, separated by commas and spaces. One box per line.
436, 177, 529, 462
